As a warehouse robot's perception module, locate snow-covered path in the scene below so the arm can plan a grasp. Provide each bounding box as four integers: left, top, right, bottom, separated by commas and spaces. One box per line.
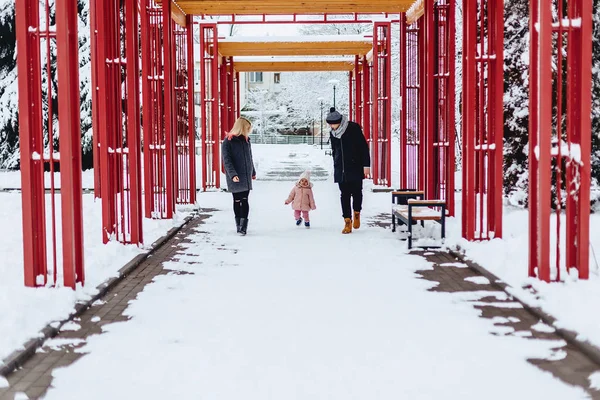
42, 145, 589, 399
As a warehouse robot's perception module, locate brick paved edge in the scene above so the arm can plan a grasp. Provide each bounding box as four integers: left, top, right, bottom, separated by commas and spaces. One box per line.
0, 212, 196, 377
449, 248, 600, 368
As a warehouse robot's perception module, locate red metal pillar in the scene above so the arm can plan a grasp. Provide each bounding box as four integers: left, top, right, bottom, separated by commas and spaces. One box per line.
220, 57, 228, 139
16, 0, 48, 287
428, 0, 456, 216
199, 24, 220, 190
371, 28, 379, 185
228, 58, 236, 130
162, 0, 175, 217
424, 0, 436, 200
399, 14, 407, 189
529, 0, 592, 281
90, 0, 101, 199
462, 0, 476, 240
362, 55, 371, 153
56, 0, 85, 288
372, 22, 391, 187
349, 71, 354, 122
235, 71, 241, 118
401, 16, 421, 191
186, 15, 197, 204
173, 21, 195, 205
418, 17, 427, 193
461, 0, 503, 241
354, 56, 362, 127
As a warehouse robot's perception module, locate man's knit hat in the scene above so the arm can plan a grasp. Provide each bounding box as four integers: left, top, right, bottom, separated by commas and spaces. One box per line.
326, 107, 343, 124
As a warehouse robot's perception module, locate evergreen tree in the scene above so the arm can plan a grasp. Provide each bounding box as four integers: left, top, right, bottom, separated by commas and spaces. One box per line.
502, 0, 530, 204
0, 0, 18, 168
502, 0, 600, 206
591, 0, 600, 196
0, 0, 93, 170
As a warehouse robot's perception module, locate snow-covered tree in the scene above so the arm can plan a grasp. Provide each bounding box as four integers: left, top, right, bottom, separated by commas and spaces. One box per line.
502, 0, 530, 204
591, 0, 600, 200
0, 0, 18, 168
0, 0, 93, 169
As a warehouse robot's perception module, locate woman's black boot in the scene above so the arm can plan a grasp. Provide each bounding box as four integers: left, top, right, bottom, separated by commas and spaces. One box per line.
239, 218, 248, 235
235, 217, 241, 233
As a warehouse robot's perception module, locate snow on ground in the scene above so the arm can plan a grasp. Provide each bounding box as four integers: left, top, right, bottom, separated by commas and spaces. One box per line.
0, 183, 189, 363
42, 144, 588, 399
445, 199, 600, 350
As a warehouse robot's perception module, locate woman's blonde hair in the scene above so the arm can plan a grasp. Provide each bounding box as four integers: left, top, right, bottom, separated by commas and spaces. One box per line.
227, 117, 252, 139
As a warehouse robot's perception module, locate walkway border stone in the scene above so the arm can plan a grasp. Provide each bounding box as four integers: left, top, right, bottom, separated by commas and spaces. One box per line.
450, 248, 600, 368
0, 212, 197, 377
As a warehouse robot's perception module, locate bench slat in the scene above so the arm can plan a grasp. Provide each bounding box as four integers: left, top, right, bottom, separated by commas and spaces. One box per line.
407, 199, 447, 205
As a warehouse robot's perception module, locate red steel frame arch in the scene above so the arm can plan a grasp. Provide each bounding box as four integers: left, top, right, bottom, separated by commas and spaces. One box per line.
461, 0, 504, 241
16, 1, 595, 289
15, 0, 85, 288
399, 16, 423, 191
529, 0, 592, 281
199, 23, 221, 190
141, 0, 175, 219
94, 0, 143, 244
173, 18, 197, 205
372, 22, 392, 187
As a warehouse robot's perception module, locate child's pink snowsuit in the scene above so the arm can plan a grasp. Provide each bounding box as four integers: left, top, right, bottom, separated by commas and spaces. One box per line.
285, 171, 316, 221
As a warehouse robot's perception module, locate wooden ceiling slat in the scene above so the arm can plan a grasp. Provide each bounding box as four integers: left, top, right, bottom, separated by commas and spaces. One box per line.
216, 40, 372, 57
173, 0, 416, 14
234, 60, 354, 72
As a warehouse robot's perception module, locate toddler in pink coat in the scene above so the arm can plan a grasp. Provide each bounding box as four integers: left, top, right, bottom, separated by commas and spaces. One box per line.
284, 170, 317, 228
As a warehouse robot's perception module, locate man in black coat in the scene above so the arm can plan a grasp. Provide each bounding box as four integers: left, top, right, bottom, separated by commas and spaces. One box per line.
326, 107, 371, 234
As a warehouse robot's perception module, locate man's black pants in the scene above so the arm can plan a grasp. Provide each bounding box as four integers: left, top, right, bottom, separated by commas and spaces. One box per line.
338, 181, 363, 219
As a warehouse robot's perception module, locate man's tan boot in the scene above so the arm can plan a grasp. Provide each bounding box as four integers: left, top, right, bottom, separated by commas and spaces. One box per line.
342, 218, 352, 234
353, 211, 361, 229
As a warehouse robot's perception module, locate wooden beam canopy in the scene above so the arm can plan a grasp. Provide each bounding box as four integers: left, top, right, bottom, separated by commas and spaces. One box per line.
216, 35, 373, 57
174, 0, 418, 15
233, 57, 355, 72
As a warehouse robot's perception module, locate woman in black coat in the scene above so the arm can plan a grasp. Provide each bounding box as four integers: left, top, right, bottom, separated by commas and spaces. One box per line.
221, 117, 256, 235
327, 107, 371, 234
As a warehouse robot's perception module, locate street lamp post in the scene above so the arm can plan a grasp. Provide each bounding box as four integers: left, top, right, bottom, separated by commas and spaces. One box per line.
328, 79, 340, 109
317, 97, 324, 150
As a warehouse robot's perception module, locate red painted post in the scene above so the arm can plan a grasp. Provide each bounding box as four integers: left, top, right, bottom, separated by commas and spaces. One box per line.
220, 57, 228, 139
349, 71, 354, 122
490, 0, 503, 235
529, 0, 592, 281
371, 26, 379, 185
399, 14, 407, 189
354, 56, 362, 128
211, 30, 220, 189
235, 71, 241, 118
424, 0, 435, 200
418, 17, 427, 193
528, 0, 539, 276
126, 0, 143, 243
362, 56, 371, 166
187, 15, 197, 204
199, 24, 220, 190
460, 0, 503, 240
90, 0, 101, 199
15, 0, 48, 287
228, 58, 236, 131
444, 0, 457, 217
56, 0, 85, 288
573, 0, 592, 279
461, 0, 476, 240
162, 0, 175, 218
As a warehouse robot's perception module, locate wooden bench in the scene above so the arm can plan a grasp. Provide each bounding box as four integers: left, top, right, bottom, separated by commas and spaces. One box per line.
391, 190, 446, 249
